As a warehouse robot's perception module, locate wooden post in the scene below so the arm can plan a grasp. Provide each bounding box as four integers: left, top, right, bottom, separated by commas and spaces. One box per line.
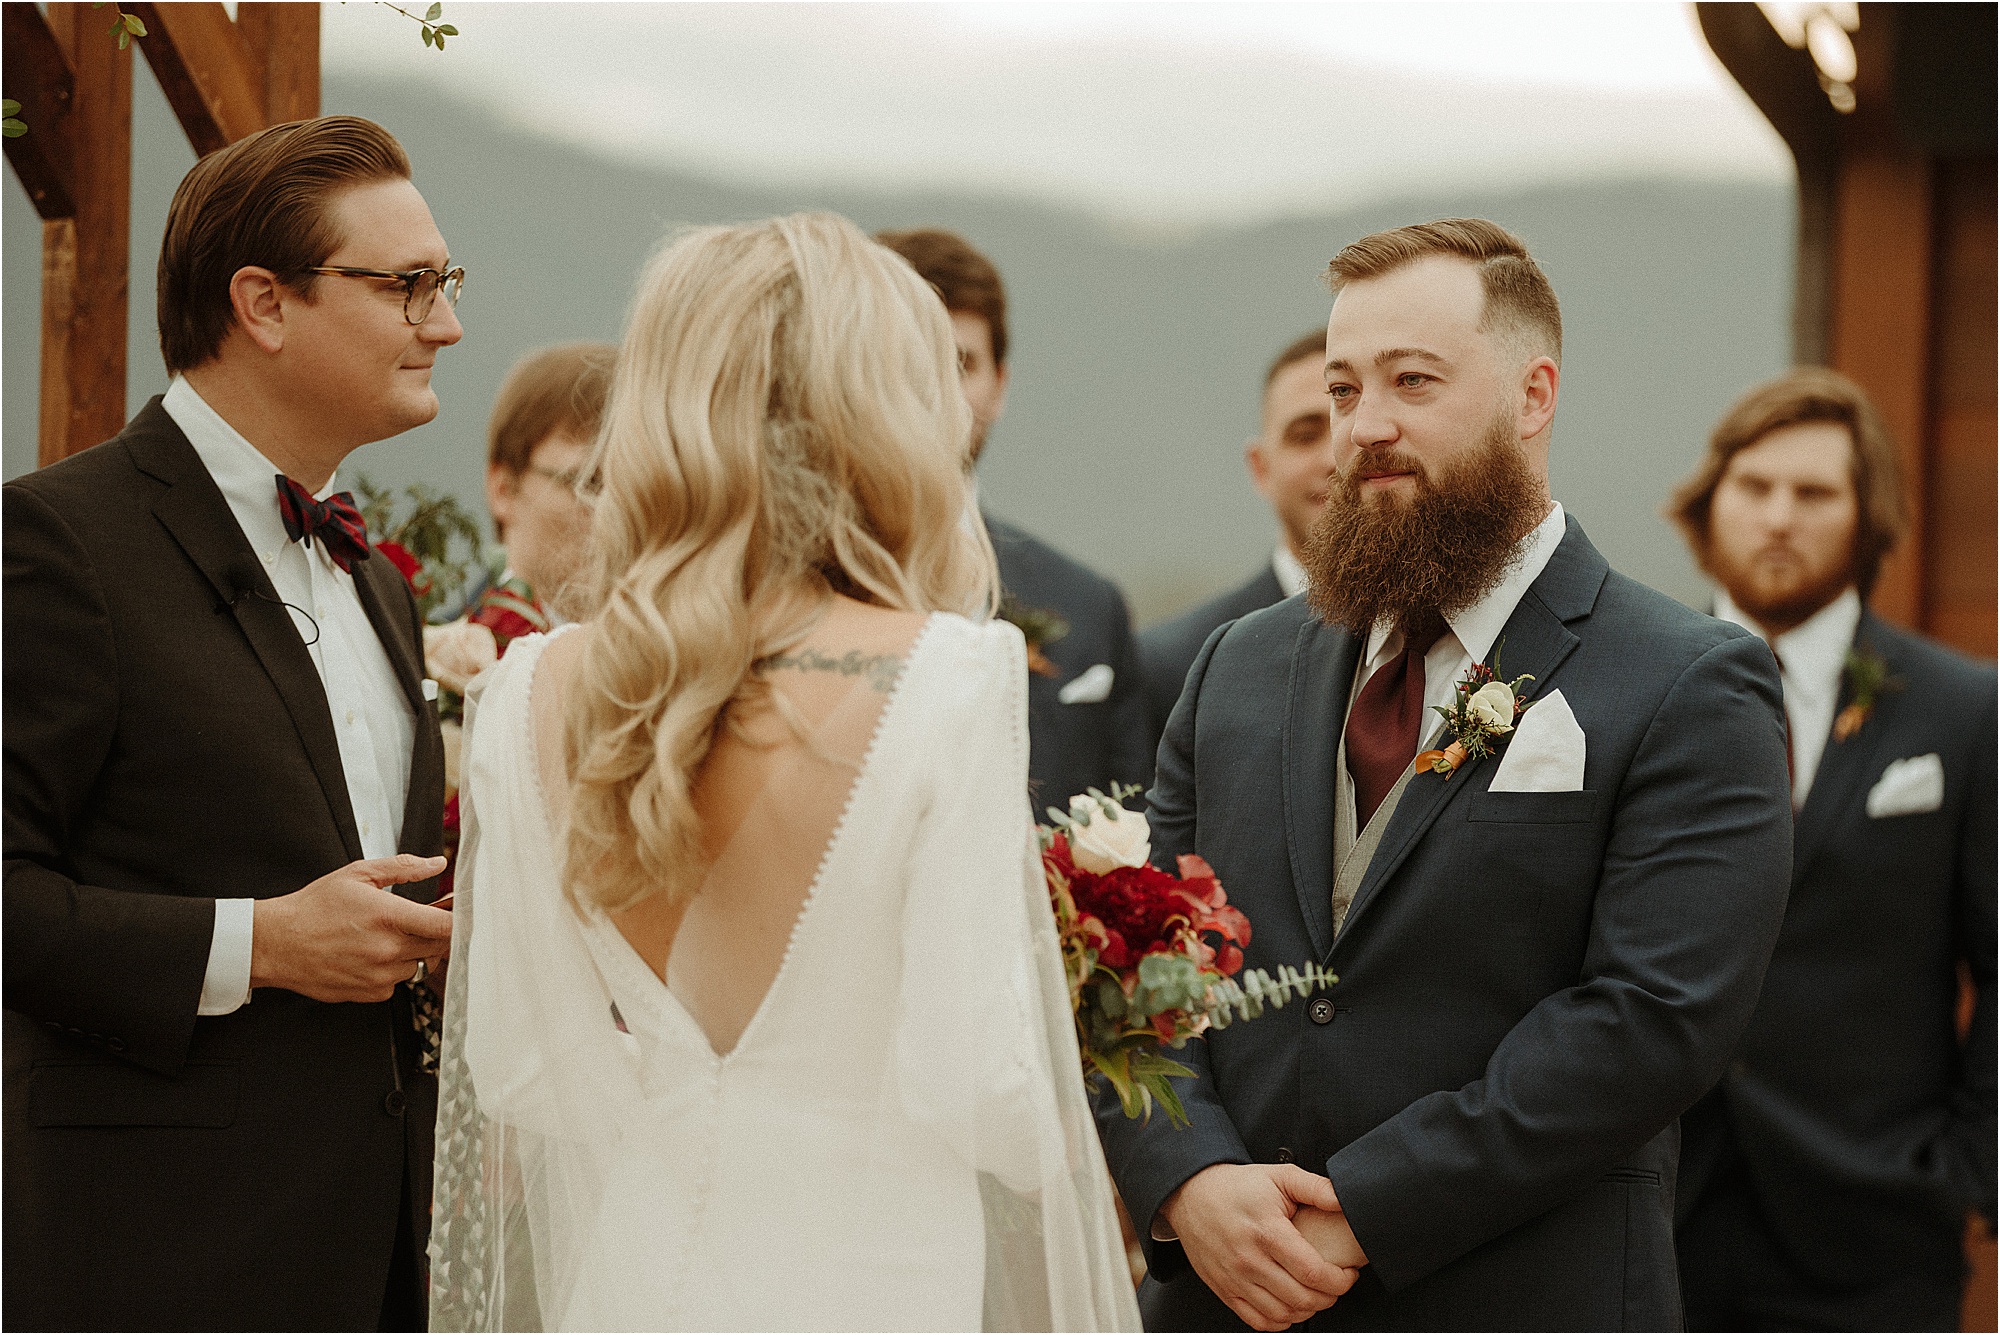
237, 3, 322, 123
39, 3, 132, 465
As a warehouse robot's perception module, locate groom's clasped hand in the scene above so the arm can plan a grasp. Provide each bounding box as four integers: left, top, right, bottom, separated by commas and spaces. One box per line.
1160, 1162, 1365, 1330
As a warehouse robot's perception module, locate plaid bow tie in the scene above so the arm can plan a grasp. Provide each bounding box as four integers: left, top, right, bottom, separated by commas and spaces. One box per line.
275, 474, 372, 573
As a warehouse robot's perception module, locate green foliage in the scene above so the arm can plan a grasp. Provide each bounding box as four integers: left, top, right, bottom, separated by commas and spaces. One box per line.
92, 4, 146, 49
2, 100, 24, 139
379, 0, 458, 49
1201, 962, 1338, 1029
997, 592, 1069, 650
353, 474, 487, 620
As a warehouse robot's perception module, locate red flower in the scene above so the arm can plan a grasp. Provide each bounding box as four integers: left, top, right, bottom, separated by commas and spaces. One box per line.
375, 540, 431, 594
1072, 863, 1191, 958
470, 601, 547, 653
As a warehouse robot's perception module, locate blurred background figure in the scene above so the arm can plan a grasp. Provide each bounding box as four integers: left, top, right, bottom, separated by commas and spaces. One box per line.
1138, 330, 1333, 747
1668, 367, 1996, 1332
877, 227, 1153, 810
475, 340, 614, 646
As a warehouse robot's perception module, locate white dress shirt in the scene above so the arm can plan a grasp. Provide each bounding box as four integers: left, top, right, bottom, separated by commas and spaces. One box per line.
1714, 585, 1859, 809
1339, 503, 1569, 814
163, 378, 417, 1016
1273, 544, 1309, 600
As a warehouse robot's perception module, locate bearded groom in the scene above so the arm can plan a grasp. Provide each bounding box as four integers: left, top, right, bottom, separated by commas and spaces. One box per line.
1094, 219, 1796, 1331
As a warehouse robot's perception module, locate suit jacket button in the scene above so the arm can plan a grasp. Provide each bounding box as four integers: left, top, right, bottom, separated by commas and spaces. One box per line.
1309, 998, 1335, 1025
1276, 1147, 1295, 1163
383, 1090, 407, 1117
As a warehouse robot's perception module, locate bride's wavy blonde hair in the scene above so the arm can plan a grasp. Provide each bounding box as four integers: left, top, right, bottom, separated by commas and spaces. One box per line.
563, 211, 998, 913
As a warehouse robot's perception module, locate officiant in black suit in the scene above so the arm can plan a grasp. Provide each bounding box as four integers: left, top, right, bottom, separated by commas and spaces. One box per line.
1667, 368, 1996, 1331
1139, 330, 1336, 748
877, 228, 1153, 809
4, 116, 458, 1330
1095, 219, 1796, 1331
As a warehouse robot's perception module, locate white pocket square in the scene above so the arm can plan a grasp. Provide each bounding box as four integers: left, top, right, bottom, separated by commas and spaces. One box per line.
1487, 688, 1586, 792
421, 677, 440, 702
1866, 753, 1944, 818
1058, 663, 1115, 705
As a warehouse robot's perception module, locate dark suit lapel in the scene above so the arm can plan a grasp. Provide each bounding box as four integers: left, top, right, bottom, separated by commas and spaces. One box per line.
1338, 516, 1603, 944
130, 405, 365, 861
1283, 616, 1361, 960
349, 556, 444, 881
1790, 611, 1896, 878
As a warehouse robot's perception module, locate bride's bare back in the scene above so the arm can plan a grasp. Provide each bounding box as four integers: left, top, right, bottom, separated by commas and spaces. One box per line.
533, 597, 930, 1056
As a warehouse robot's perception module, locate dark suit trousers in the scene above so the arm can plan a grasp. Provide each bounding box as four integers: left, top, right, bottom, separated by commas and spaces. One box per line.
1680, 1159, 1964, 1332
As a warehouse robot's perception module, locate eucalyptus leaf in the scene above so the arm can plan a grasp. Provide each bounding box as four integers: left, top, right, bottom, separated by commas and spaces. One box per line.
437, 24, 457, 35
4, 100, 21, 116
124, 12, 146, 35
425, 1, 442, 19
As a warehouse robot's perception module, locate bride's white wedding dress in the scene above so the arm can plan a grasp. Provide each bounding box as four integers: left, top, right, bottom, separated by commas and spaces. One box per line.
429, 614, 1139, 1331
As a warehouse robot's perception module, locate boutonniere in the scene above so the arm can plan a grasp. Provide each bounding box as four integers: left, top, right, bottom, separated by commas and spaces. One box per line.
1415, 652, 1536, 778
998, 593, 1070, 678
1832, 644, 1901, 742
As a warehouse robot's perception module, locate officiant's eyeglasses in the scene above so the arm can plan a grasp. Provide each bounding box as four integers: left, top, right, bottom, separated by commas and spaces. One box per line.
307, 264, 466, 324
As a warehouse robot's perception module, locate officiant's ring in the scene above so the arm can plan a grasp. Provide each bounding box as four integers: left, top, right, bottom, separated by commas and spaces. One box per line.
409, 960, 428, 986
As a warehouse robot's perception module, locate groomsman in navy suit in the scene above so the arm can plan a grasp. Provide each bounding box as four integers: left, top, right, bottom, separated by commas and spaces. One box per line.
1096, 219, 1796, 1331
1139, 330, 1338, 751
876, 228, 1154, 809
1668, 367, 1996, 1331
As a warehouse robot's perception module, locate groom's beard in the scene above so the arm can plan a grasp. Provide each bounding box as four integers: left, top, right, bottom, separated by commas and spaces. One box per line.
1302, 414, 1549, 636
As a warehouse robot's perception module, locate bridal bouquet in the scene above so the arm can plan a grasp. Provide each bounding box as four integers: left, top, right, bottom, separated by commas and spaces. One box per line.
1042, 786, 1334, 1127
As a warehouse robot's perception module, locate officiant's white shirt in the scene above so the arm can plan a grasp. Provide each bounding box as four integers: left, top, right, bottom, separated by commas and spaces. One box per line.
164, 377, 416, 1016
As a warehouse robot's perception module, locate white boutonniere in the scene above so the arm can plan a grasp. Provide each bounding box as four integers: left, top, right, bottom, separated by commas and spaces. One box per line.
1416, 650, 1536, 779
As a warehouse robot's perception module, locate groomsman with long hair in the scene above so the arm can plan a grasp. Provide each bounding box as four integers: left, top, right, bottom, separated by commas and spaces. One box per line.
1668, 367, 1996, 1331
4, 116, 457, 1329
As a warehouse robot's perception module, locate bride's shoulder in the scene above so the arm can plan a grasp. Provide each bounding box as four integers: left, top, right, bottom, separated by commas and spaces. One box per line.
903, 613, 1025, 709
914, 612, 1024, 672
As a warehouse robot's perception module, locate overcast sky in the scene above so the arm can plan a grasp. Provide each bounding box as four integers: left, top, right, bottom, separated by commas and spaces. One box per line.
323, 1, 1792, 231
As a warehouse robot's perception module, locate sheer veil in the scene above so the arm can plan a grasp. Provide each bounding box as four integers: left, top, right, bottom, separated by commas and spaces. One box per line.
429, 626, 1140, 1331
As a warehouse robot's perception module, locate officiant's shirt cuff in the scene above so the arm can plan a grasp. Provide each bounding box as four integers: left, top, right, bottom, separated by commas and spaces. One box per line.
198, 899, 255, 1016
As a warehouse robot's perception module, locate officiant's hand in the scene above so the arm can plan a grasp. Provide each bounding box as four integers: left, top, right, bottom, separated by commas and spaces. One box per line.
1159, 1163, 1359, 1330
250, 855, 452, 1003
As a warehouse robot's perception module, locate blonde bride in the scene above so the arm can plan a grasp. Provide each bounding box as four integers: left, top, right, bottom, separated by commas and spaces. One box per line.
427, 212, 1139, 1332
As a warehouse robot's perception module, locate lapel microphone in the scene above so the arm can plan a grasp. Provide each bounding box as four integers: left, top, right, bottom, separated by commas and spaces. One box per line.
214, 553, 322, 647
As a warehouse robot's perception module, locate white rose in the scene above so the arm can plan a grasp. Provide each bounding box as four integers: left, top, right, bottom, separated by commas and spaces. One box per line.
424, 619, 499, 696
1066, 796, 1152, 873
1465, 681, 1517, 733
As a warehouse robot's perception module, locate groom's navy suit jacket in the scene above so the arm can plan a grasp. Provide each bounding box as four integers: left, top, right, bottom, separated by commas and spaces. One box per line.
1096, 518, 1796, 1331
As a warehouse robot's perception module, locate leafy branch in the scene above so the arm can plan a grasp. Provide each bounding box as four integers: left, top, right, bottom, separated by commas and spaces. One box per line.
91, 3, 147, 50
377, 1, 458, 50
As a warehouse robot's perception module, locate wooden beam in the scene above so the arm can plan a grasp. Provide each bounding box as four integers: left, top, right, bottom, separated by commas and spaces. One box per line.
129, 1, 266, 156
39, 4, 132, 463
2, 3, 78, 219
237, 3, 321, 124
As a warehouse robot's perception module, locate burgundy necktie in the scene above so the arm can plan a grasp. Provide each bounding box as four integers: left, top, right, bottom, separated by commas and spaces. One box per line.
1347, 615, 1447, 830
275, 474, 372, 573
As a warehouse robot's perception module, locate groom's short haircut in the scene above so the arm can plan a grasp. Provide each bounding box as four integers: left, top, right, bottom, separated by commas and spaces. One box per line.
1669, 366, 1908, 596
873, 228, 1009, 366
157, 115, 412, 374
1324, 218, 1562, 366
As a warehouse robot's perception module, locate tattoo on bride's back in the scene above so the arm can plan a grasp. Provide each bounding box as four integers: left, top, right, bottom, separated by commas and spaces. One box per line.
756, 648, 903, 692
